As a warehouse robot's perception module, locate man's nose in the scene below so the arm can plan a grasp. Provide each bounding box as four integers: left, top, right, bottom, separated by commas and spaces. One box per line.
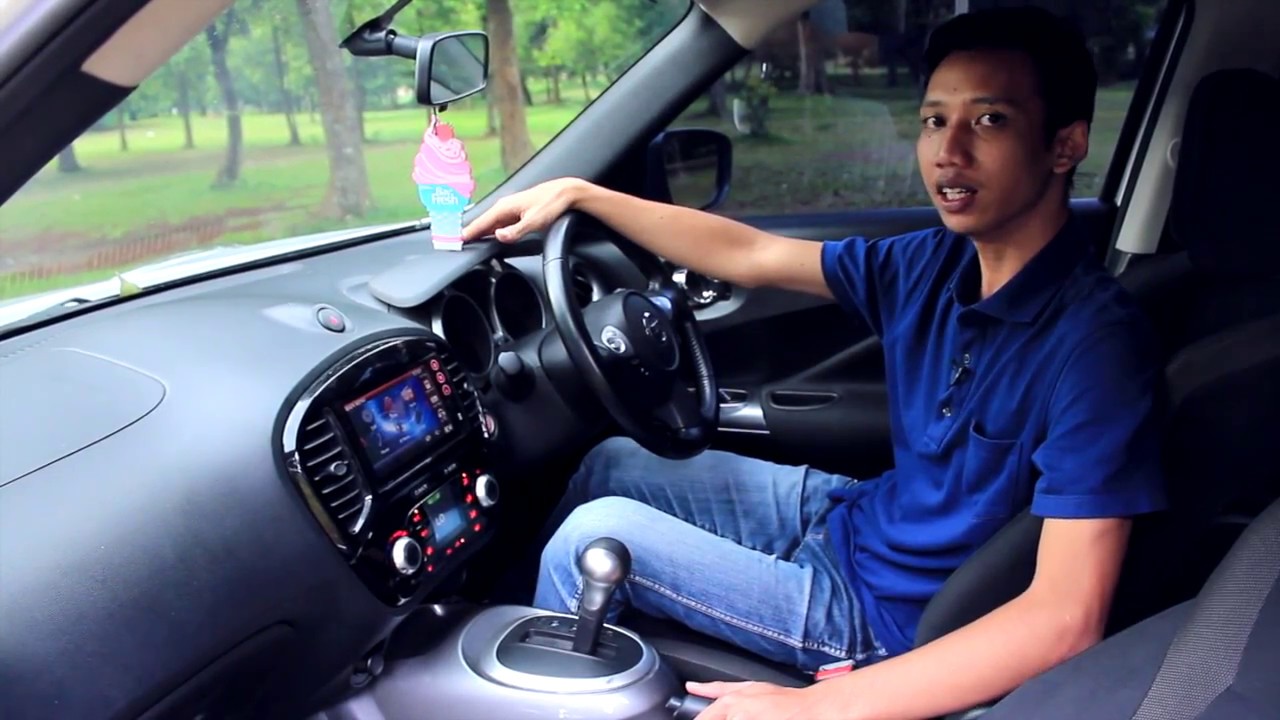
934, 125, 973, 167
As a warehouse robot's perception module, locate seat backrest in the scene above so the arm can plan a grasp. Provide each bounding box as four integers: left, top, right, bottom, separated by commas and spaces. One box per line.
920, 67, 1280, 647
1110, 67, 1280, 631
1121, 68, 1280, 354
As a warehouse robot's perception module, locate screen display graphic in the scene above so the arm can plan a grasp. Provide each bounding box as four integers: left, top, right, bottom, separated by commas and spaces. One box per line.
424, 485, 466, 546
343, 365, 449, 474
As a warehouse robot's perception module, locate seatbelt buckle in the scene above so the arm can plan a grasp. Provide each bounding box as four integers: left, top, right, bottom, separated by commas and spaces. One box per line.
814, 659, 856, 681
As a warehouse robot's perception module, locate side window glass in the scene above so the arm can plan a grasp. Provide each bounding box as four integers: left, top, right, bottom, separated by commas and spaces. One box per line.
670, 0, 1169, 217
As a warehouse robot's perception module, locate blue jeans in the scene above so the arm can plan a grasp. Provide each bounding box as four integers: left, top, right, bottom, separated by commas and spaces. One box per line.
533, 437, 889, 671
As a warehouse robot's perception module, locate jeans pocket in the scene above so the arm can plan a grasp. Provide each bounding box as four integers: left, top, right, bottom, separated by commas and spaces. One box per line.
961, 421, 1024, 522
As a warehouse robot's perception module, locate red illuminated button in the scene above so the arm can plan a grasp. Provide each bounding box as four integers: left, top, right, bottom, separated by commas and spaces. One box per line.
442, 385, 453, 396
465, 493, 475, 504
426, 546, 434, 556
436, 372, 447, 384
473, 522, 482, 532
461, 474, 470, 487
427, 564, 435, 573
469, 509, 478, 519
446, 548, 453, 556
419, 529, 429, 538
430, 359, 441, 371
390, 530, 408, 541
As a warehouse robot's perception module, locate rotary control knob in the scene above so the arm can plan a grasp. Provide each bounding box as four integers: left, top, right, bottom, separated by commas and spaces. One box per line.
475, 474, 499, 508
390, 536, 423, 575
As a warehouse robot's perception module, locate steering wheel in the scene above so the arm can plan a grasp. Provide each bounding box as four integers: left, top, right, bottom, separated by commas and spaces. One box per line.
543, 211, 719, 459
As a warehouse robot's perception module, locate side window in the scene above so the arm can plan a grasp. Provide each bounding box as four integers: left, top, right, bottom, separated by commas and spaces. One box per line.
670, 0, 1168, 217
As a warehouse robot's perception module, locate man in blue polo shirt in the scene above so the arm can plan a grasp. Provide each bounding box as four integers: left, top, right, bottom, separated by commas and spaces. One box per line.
463, 6, 1166, 719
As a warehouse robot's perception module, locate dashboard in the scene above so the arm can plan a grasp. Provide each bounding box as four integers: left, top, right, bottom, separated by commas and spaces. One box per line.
0, 227, 637, 720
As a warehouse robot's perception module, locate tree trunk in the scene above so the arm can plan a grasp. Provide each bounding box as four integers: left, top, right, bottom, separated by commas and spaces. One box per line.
521, 75, 534, 106
706, 77, 729, 118
57, 146, 82, 173
486, 0, 535, 173
296, 0, 371, 218
545, 71, 554, 103
117, 106, 128, 151
344, 3, 367, 143
552, 71, 561, 103
271, 21, 302, 146
176, 72, 195, 149
580, 72, 591, 101
485, 100, 498, 137
205, 17, 242, 186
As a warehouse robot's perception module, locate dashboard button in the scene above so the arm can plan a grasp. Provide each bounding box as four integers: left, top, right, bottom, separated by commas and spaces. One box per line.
315, 305, 347, 332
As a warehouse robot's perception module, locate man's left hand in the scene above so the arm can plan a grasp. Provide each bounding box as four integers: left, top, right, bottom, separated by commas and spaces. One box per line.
687, 680, 845, 720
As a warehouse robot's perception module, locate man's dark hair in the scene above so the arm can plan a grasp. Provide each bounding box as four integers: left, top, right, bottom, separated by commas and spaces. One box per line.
923, 6, 1097, 186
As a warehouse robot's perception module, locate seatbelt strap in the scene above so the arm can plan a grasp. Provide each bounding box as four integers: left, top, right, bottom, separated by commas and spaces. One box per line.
1130, 500, 1280, 720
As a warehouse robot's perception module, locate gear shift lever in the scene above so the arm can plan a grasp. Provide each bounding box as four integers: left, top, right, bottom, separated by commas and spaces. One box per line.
572, 537, 631, 656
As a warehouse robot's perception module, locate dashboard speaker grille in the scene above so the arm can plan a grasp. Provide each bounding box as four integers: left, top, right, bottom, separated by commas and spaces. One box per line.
297, 410, 371, 536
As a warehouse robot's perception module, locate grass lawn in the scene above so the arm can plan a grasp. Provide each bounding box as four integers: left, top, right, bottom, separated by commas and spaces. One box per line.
0, 76, 1138, 300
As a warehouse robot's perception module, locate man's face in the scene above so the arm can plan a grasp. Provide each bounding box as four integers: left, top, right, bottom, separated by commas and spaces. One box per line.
917, 48, 1085, 242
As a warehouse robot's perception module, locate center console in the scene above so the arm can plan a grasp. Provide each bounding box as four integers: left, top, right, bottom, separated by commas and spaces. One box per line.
280, 333, 499, 605
325, 537, 709, 720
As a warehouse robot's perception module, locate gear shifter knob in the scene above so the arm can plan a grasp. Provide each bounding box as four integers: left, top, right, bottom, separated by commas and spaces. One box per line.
572, 537, 631, 655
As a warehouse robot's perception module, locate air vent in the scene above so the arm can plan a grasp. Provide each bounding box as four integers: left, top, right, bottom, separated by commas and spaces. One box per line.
296, 411, 371, 536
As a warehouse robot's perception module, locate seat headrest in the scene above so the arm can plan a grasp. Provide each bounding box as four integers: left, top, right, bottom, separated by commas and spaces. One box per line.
1170, 68, 1280, 279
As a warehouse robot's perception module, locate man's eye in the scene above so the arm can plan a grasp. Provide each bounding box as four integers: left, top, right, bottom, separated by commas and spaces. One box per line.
921, 116, 943, 130
976, 113, 1007, 127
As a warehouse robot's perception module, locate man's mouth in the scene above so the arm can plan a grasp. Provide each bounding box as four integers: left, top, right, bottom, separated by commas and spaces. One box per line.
938, 185, 976, 201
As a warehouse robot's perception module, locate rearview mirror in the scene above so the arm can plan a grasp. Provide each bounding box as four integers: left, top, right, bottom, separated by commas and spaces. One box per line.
645, 128, 733, 211
416, 31, 489, 107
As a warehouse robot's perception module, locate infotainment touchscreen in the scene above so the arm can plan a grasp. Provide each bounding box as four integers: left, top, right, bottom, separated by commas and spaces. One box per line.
342, 363, 453, 475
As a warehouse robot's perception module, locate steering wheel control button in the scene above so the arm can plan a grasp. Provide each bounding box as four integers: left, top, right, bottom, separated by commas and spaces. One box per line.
315, 305, 347, 333
390, 536, 423, 575
600, 325, 629, 355
475, 474, 499, 508
640, 310, 670, 346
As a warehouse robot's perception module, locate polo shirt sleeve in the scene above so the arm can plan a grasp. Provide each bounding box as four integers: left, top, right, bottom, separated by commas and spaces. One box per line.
821, 230, 939, 336
1030, 322, 1169, 518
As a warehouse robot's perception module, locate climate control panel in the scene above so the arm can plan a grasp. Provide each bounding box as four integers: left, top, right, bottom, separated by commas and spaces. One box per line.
365, 463, 499, 601
387, 468, 497, 580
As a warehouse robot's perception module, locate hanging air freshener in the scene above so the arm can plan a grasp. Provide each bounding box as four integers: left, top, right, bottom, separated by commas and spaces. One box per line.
413, 109, 475, 251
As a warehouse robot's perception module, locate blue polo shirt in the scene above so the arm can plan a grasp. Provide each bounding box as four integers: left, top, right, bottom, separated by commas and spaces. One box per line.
820, 214, 1168, 658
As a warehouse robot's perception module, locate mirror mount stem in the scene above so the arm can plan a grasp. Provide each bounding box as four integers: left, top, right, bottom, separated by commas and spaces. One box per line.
341, 26, 419, 60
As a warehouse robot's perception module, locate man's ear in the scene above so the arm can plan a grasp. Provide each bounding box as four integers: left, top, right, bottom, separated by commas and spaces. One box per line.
1052, 120, 1090, 176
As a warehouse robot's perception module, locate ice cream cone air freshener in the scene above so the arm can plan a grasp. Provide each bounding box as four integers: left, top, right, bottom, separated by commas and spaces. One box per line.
413, 113, 476, 250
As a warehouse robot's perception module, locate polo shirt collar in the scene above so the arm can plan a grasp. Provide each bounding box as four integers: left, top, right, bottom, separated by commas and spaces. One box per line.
951, 212, 1090, 324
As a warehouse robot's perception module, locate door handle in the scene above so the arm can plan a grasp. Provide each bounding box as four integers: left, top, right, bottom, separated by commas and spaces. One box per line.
767, 390, 839, 410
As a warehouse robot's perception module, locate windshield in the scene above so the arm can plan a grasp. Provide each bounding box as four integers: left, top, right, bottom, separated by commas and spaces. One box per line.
0, 0, 689, 304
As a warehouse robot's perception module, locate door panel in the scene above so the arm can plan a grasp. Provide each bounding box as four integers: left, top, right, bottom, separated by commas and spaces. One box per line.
696, 199, 1115, 480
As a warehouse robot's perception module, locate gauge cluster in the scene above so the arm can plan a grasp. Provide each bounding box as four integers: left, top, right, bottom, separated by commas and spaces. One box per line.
398, 257, 608, 377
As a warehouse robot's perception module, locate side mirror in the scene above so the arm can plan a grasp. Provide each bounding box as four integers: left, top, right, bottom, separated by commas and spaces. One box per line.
415, 31, 489, 106
645, 128, 732, 211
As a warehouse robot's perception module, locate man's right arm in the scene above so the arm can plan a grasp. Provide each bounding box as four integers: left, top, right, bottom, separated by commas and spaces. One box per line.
462, 178, 833, 300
